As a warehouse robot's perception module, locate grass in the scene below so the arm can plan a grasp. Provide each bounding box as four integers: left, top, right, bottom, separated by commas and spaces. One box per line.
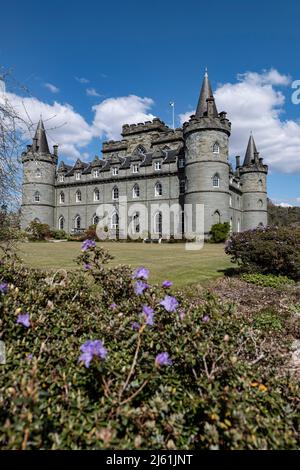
18, 241, 232, 288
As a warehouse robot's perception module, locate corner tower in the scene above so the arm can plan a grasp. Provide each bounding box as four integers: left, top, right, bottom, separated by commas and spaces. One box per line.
183, 70, 231, 236
21, 119, 58, 229
239, 133, 268, 230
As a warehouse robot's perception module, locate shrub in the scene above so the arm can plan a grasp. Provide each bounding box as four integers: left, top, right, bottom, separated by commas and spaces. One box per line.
84, 225, 99, 241
49, 229, 67, 240
26, 221, 51, 241
0, 243, 299, 449
241, 273, 295, 289
225, 226, 300, 280
210, 223, 230, 243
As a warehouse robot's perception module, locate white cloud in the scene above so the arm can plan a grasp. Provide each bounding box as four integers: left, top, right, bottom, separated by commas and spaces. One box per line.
44, 82, 60, 93
275, 202, 293, 207
75, 77, 90, 84
92, 95, 155, 140
86, 87, 101, 97
180, 68, 300, 173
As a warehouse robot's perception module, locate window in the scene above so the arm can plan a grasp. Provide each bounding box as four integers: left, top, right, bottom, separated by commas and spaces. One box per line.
132, 184, 140, 199
93, 169, 99, 178
258, 179, 263, 190
237, 196, 240, 208
212, 174, 220, 188
111, 212, 119, 229
213, 210, 221, 224
34, 191, 40, 202
154, 161, 161, 171
135, 145, 146, 156
112, 167, 118, 176
75, 172, 81, 180
59, 174, 64, 182
59, 192, 65, 204
237, 219, 241, 233
133, 212, 140, 234
229, 218, 233, 233
35, 168, 41, 178
155, 182, 162, 197
154, 212, 162, 236
74, 215, 81, 230
58, 216, 64, 231
178, 159, 185, 168
94, 189, 100, 201
229, 195, 232, 206
112, 186, 119, 200
258, 199, 263, 208
92, 214, 99, 225
213, 142, 220, 154
180, 180, 185, 194
132, 163, 139, 174
75, 190, 81, 202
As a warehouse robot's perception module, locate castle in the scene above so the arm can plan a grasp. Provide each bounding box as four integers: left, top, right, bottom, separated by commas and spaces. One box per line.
21, 71, 268, 238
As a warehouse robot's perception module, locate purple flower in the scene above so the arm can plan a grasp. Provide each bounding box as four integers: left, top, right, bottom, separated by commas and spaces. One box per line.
0, 282, 8, 294
162, 280, 173, 288
17, 313, 31, 328
110, 302, 117, 310
202, 315, 210, 323
83, 263, 91, 270
134, 280, 149, 295
142, 305, 154, 326
131, 321, 140, 331
81, 239, 96, 252
26, 353, 33, 361
155, 352, 173, 367
78, 339, 107, 368
160, 295, 179, 313
133, 266, 149, 280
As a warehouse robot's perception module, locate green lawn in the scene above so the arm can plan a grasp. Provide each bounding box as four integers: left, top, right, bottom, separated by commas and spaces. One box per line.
18, 241, 232, 288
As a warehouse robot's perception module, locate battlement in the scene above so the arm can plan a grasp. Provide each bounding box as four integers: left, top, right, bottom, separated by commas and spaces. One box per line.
102, 139, 128, 154
121, 118, 170, 136
183, 114, 231, 136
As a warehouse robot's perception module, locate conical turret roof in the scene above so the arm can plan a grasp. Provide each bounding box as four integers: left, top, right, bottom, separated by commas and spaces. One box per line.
243, 133, 258, 166
33, 118, 50, 154
195, 69, 218, 118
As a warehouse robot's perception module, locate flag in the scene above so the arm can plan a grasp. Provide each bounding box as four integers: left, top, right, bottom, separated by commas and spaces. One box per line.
169, 101, 174, 107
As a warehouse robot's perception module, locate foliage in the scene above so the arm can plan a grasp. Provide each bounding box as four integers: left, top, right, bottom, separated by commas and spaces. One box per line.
0, 243, 299, 449
253, 309, 283, 332
26, 221, 51, 241
84, 225, 99, 241
241, 273, 295, 289
268, 199, 300, 228
49, 229, 67, 240
225, 226, 300, 280
210, 223, 230, 243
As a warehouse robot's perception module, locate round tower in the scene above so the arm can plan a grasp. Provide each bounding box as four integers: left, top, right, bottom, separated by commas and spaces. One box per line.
21, 119, 58, 229
183, 71, 231, 237
239, 134, 268, 230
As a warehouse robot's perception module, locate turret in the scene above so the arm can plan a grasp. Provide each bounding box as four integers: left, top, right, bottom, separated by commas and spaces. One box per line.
183, 70, 231, 237
21, 119, 58, 229
239, 133, 268, 230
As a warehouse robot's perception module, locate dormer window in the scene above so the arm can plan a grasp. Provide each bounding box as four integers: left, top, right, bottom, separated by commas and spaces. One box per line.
178, 159, 185, 168
112, 167, 118, 176
59, 175, 64, 183
154, 161, 161, 171
132, 163, 139, 174
135, 145, 146, 156
213, 142, 220, 154
93, 169, 99, 178
75, 172, 81, 181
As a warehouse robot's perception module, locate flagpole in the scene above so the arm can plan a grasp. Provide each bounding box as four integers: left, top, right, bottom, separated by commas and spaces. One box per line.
169, 101, 175, 131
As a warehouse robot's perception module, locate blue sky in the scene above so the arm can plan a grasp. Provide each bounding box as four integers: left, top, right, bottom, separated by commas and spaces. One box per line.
1, 0, 300, 205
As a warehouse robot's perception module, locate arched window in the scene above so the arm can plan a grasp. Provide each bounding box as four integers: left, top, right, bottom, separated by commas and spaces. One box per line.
133, 212, 140, 234
111, 212, 119, 229
58, 216, 64, 230
132, 184, 140, 199
34, 191, 40, 202
74, 215, 81, 230
154, 212, 162, 236
59, 192, 65, 204
213, 210, 221, 224
229, 218, 233, 233
212, 174, 220, 188
112, 186, 119, 200
237, 219, 241, 233
94, 188, 100, 201
229, 194, 232, 206
35, 168, 42, 178
258, 179, 263, 190
75, 190, 81, 202
258, 199, 263, 208
92, 214, 99, 225
155, 182, 162, 197
213, 142, 220, 154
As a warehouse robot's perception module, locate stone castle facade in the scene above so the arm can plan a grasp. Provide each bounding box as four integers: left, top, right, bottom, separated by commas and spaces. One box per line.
21, 71, 268, 238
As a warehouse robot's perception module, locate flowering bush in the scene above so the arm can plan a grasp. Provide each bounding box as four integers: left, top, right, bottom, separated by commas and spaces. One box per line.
225, 226, 300, 280
0, 242, 299, 449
